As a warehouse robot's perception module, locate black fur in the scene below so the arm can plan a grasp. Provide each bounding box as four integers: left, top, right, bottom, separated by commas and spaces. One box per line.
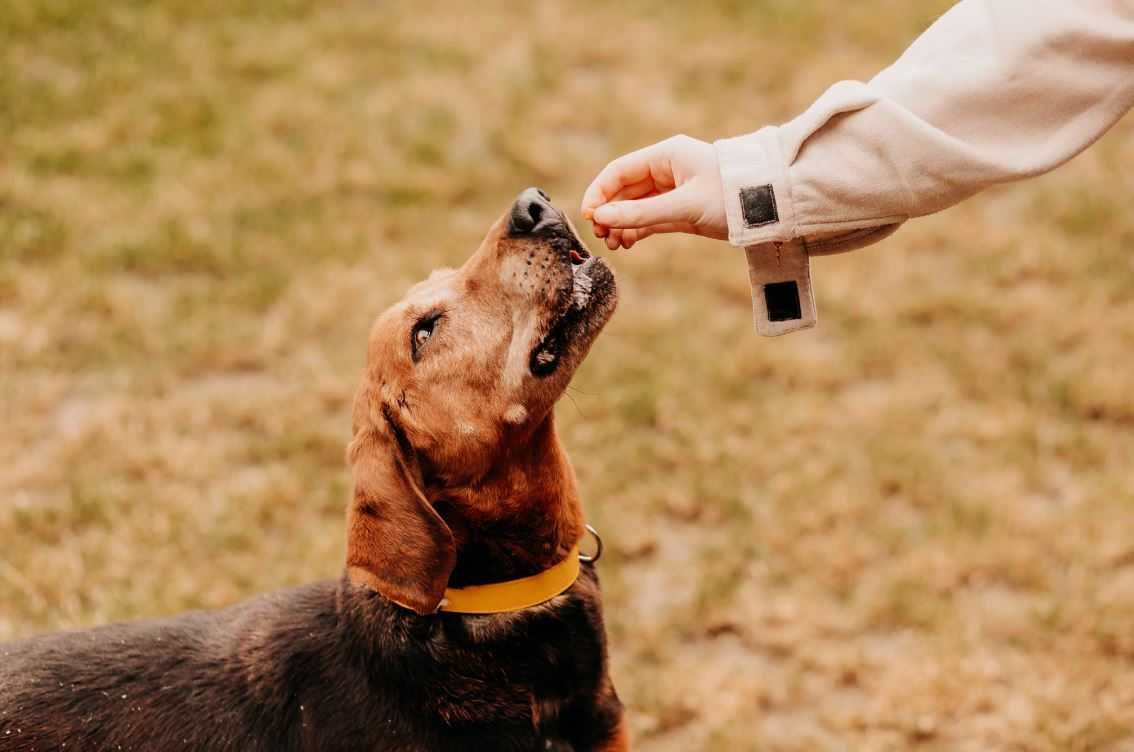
0, 566, 621, 751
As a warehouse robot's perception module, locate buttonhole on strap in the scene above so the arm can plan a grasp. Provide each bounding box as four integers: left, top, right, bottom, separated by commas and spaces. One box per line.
764, 281, 802, 322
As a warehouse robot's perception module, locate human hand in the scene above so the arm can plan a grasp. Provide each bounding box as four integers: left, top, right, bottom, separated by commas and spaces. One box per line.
580, 135, 728, 250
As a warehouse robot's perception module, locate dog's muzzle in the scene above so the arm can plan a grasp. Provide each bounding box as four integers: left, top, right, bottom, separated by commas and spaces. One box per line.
509, 187, 564, 236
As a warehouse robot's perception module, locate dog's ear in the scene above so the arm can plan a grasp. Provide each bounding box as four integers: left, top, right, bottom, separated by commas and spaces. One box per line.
345, 407, 455, 615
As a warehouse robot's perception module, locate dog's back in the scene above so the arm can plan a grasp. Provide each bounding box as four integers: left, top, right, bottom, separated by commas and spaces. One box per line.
2, 582, 349, 752
1, 571, 618, 752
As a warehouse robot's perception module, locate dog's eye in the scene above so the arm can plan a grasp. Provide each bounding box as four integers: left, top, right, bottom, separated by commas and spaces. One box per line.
411, 314, 441, 360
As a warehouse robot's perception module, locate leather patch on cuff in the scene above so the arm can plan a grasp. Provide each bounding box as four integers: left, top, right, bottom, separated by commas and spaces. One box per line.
739, 184, 778, 227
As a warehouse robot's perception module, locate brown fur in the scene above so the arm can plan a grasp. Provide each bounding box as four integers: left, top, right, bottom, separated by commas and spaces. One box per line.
345, 189, 615, 605
0, 188, 626, 751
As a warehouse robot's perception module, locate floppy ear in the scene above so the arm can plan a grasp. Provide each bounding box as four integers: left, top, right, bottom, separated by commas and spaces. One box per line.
345, 423, 456, 615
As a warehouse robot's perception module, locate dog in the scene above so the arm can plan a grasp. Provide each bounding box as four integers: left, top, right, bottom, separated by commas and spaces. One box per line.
0, 188, 627, 752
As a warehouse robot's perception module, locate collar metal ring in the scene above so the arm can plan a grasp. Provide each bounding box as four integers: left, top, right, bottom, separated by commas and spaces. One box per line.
578, 524, 603, 564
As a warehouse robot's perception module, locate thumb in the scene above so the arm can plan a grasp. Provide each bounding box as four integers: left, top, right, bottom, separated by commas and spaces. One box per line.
592, 187, 697, 230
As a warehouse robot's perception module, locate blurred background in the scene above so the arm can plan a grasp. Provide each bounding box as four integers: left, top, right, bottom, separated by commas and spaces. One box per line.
3, 1, 1134, 749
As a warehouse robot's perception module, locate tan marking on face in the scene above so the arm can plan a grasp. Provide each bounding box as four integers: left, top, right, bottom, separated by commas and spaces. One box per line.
503, 404, 528, 425
498, 254, 530, 292
502, 307, 537, 390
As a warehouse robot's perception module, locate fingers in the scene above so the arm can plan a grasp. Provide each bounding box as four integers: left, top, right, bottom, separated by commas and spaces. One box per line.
605, 222, 696, 250
623, 222, 696, 247
587, 180, 658, 238
580, 140, 675, 216
592, 188, 694, 230
609, 178, 659, 204
614, 222, 698, 249
581, 135, 702, 242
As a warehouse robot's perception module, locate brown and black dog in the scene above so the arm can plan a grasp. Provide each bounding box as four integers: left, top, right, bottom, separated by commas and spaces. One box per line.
0, 189, 627, 752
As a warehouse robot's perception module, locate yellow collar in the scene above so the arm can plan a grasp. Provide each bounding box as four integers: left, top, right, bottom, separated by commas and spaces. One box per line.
438, 543, 581, 614
434, 526, 603, 615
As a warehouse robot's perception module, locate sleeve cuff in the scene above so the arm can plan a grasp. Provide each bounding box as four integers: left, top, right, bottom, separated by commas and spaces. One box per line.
714, 127, 794, 247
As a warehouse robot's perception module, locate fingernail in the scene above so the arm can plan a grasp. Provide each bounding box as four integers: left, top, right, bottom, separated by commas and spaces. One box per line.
594, 206, 614, 225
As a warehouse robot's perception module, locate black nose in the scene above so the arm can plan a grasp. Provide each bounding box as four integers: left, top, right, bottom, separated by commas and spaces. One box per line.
509, 187, 561, 235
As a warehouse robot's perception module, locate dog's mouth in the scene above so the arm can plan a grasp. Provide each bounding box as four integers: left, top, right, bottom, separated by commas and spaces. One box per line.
530, 234, 616, 378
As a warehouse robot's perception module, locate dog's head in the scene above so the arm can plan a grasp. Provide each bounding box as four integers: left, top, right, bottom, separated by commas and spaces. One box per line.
345, 188, 617, 613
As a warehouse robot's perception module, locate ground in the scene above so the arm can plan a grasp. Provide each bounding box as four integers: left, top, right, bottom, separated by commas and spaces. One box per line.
3, 1, 1134, 750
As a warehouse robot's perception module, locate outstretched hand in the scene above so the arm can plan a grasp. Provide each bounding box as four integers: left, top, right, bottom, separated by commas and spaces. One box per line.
580, 135, 729, 250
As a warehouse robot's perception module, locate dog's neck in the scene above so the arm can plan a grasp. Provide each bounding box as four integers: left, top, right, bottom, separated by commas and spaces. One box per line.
440, 416, 584, 588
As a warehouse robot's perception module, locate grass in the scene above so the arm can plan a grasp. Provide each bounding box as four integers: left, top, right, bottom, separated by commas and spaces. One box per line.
3, 0, 1134, 749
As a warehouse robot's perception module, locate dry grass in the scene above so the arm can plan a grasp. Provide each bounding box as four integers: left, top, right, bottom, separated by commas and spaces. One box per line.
3, 1, 1134, 749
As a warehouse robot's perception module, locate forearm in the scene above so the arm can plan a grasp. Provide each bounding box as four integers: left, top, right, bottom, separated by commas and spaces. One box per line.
716, 0, 1134, 253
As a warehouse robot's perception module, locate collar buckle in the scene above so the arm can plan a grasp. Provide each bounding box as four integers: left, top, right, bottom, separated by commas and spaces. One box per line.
578, 524, 603, 564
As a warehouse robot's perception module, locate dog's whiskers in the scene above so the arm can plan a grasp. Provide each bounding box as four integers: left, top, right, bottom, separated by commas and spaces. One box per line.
563, 388, 587, 418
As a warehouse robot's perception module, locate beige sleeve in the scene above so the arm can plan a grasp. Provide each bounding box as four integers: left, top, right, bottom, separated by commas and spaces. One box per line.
714, 0, 1134, 254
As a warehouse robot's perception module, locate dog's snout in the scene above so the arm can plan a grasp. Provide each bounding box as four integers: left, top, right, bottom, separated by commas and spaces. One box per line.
509, 187, 561, 235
